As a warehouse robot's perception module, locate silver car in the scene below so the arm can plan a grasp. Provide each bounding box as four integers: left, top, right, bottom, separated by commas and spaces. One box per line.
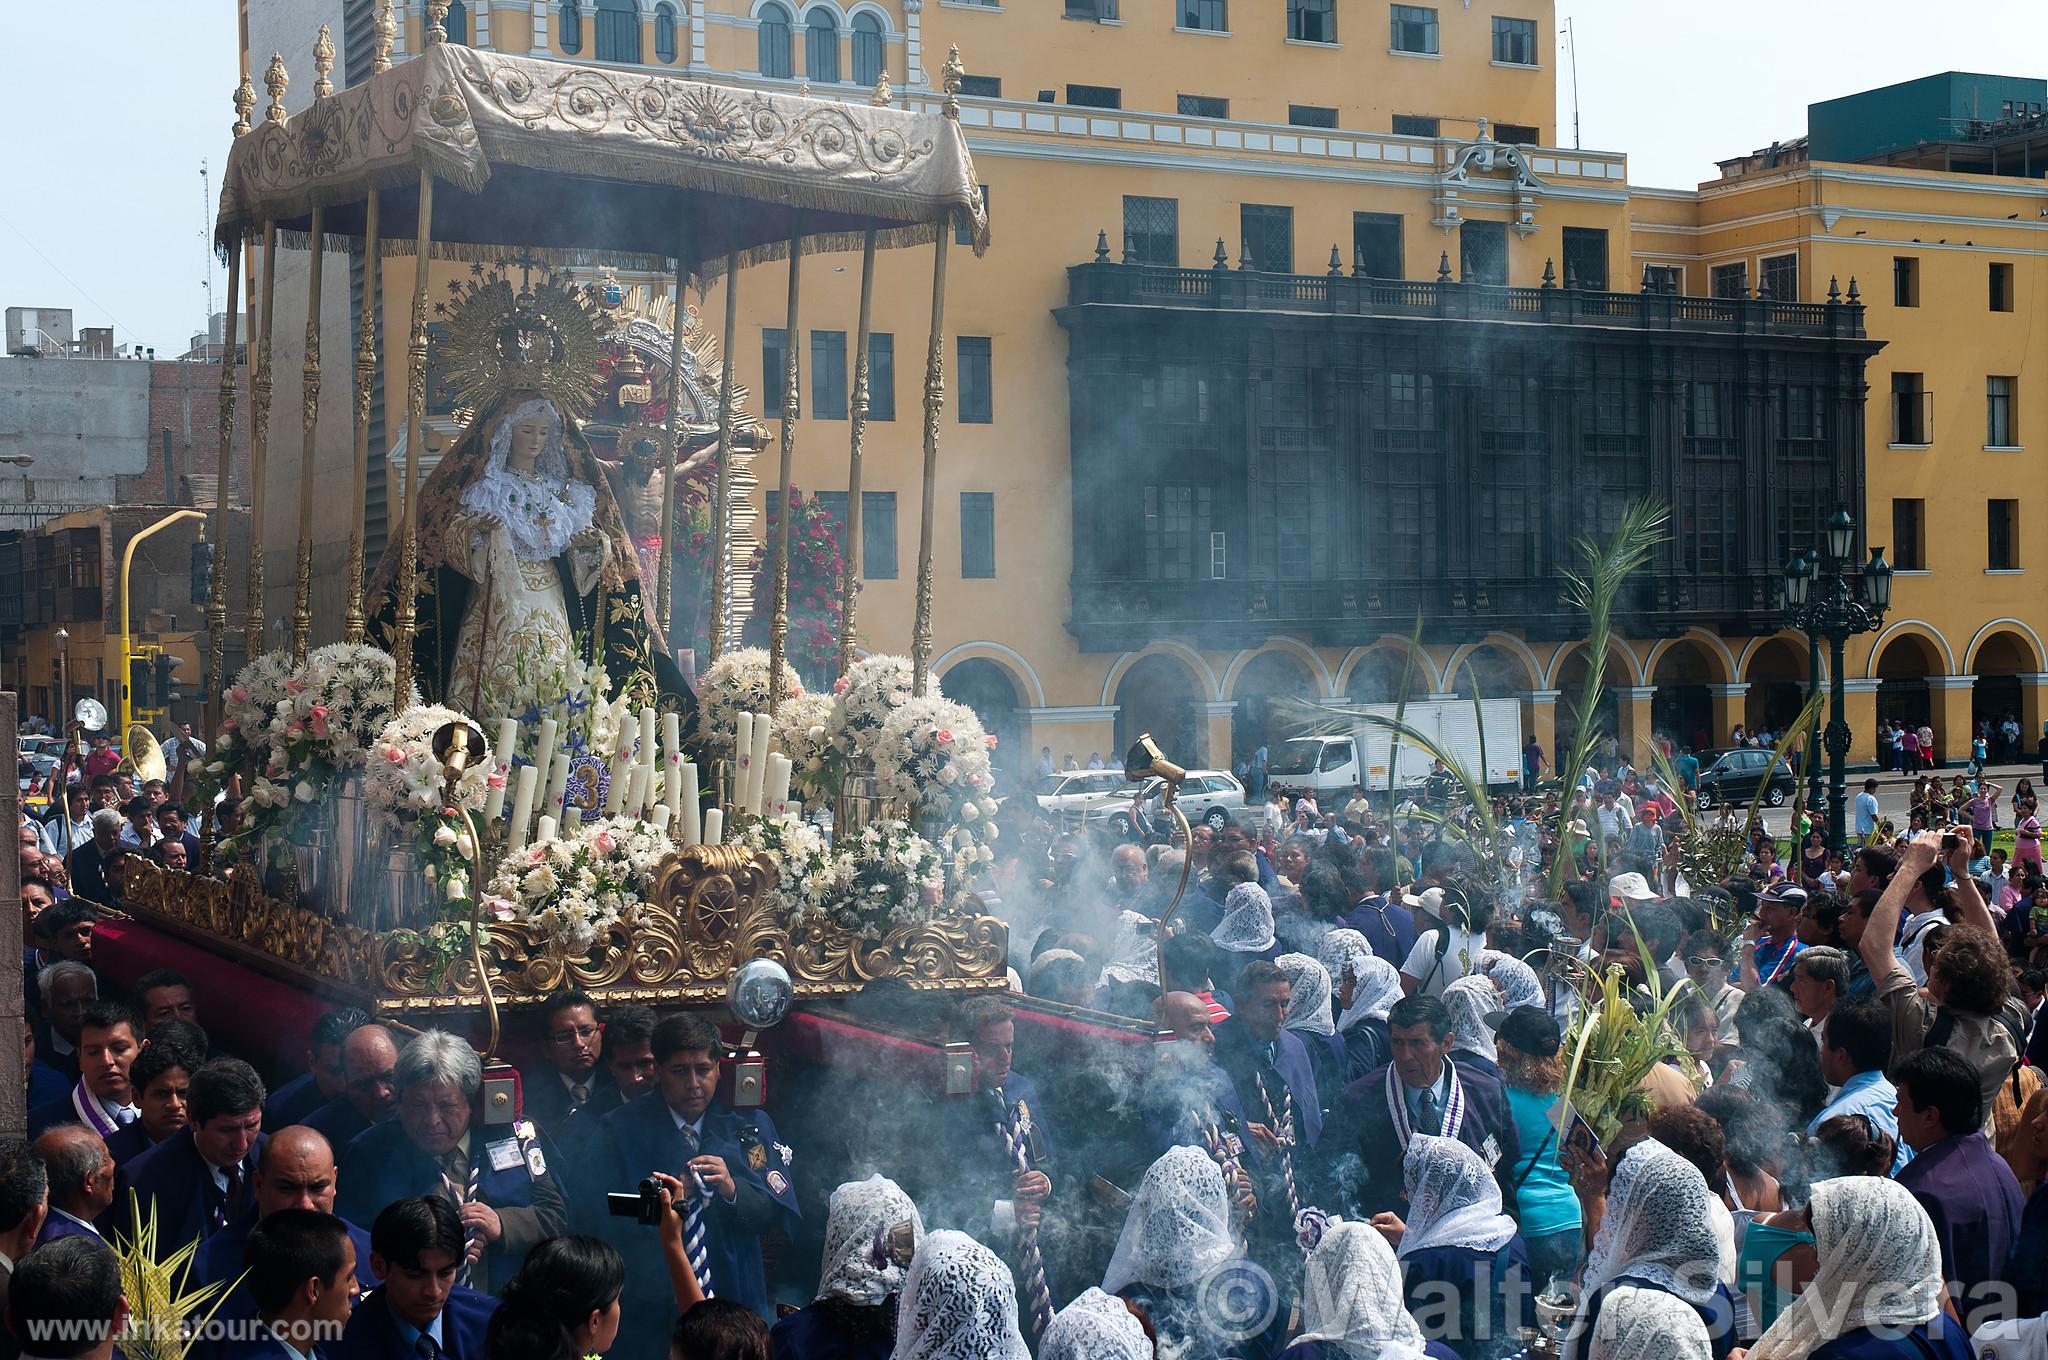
1034, 770, 1142, 828
1137, 769, 1246, 833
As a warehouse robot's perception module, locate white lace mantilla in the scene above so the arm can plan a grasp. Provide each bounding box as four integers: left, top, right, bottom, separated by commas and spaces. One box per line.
890, 1230, 1029, 1360
818, 1175, 925, 1307
1399, 1134, 1518, 1257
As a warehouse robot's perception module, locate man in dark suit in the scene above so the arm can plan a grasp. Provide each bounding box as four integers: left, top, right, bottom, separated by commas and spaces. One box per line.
266, 1010, 373, 1132
134, 967, 200, 1036
519, 988, 612, 1133
125, 1057, 266, 1256
0, 1135, 49, 1360
331, 1196, 495, 1360
29, 1000, 141, 1142
150, 803, 203, 870
1213, 958, 1324, 1262
334, 1031, 566, 1295
222, 1209, 359, 1360
304, 1024, 401, 1152
548, 1005, 658, 1204
598, 1013, 798, 1356
199, 1126, 378, 1342
9, 1235, 126, 1360
30, 956, 97, 1085
32, 1124, 115, 1247
65, 810, 126, 908
1335, 993, 1520, 1218
106, 1037, 200, 1167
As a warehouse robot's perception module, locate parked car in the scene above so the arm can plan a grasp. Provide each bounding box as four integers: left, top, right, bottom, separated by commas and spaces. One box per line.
1126, 769, 1246, 835
1035, 769, 1143, 827
1693, 748, 1797, 809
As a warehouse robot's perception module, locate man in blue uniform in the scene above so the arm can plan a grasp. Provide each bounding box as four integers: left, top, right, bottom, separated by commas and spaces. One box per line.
265, 1009, 371, 1132
335, 1032, 566, 1296
1213, 958, 1322, 1245
8, 1236, 124, 1360
124, 1057, 266, 1256
304, 1024, 401, 1153
105, 1037, 200, 1168
223, 1209, 359, 1360
332, 1196, 495, 1360
598, 1013, 798, 1358
29, 1000, 140, 1142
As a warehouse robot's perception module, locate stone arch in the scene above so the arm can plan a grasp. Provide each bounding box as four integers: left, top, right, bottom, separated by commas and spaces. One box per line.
1100, 641, 1223, 706
1222, 640, 1335, 701
1335, 638, 1446, 699
1872, 630, 1945, 733
1738, 630, 1828, 684
1229, 649, 1319, 770
1644, 629, 1738, 686
1862, 619, 1957, 680
1740, 633, 1816, 736
1648, 636, 1727, 752
1442, 634, 1544, 696
1549, 644, 1631, 755
1542, 638, 1646, 691
933, 641, 1047, 709
940, 658, 1023, 785
1113, 652, 1208, 770
1966, 619, 2047, 675
1967, 624, 2042, 751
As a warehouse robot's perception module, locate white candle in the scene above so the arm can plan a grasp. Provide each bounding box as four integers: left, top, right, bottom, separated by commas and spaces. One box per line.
545, 752, 571, 819
602, 753, 630, 817
533, 716, 559, 801
748, 713, 773, 814
765, 753, 792, 817
735, 712, 754, 805
485, 718, 519, 821
662, 711, 683, 817
535, 814, 557, 844
506, 763, 539, 854
483, 768, 509, 823
680, 762, 701, 847
649, 805, 672, 832
639, 706, 658, 766
628, 764, 653, 821
702, 808, 724, 846
561, 805, 583, 834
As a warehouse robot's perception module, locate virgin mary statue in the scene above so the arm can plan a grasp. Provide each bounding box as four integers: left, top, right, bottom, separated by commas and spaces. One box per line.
365, 268, 691, 722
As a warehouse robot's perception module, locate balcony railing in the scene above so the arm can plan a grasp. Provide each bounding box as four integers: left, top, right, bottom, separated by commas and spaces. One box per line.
1066, 258, 1868, 339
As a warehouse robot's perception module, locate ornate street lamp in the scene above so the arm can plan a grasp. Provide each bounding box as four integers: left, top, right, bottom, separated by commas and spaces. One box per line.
1784, 506, 1891, 850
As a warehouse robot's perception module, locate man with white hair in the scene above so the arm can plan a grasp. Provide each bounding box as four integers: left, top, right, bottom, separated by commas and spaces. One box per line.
335, 1031, 566, 1293
32, 959, 97, 1084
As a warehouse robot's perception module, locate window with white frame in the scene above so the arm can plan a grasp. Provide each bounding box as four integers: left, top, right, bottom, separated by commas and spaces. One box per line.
758, 3, 793, 76
1181, 0, 1226, 32
1390, 5, 1438, 53
1491, 15, 1536, 64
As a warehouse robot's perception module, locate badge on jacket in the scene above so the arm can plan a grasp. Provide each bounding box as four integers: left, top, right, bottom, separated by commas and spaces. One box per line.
739, 1124, 767, 1172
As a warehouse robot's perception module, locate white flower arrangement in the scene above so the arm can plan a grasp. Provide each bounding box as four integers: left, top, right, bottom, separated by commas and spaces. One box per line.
365, 705, 496, 828
783, 818, 943, 940
483, 815, 674, 957
692, 647, 804, 759
825, 654, 913, 763
215, 650, 294, 777
274, 643, 411, 771
774, 690, 838, 801
734, 812, 838, 909
871, 696, 1001, 893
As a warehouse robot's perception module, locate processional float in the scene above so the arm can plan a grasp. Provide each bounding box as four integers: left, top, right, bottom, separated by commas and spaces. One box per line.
124, 5, 1007, 1041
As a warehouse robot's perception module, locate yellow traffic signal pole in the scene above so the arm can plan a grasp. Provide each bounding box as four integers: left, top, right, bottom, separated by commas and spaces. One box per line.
118, 510, 205, 740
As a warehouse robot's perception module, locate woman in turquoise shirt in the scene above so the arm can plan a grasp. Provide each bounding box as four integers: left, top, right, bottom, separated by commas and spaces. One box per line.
1489, 1005, 1582, 1290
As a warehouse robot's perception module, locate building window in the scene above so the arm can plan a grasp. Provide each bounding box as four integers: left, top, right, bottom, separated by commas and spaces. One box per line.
1391, 113, 1439, 137
762, 328, 789, 417
1561, 226, 1607, 289
852, 12, 884, 86
1991, 499, 2020, 569
1710, 262, 1747, 299
960, 493, 995, 578
1460, 219, 1506, 285
1991, 262, 2015, 312
653, 2, 678, 62
805, 10, 839, 82
1389, 4, 1438, 53
860, 492, 898, 578
1124, 195, 1179, 265
594, 0, 641, 61
958, 74, 1001, 97
1065, 0, 1118, 17
1143, 485, 1212, 580
1352, 212, 1403, 278
1988, 375, 2016, 447
957, 337, 992, 423
1289, 104, 1338, 128
1893, 256, 1919, 307
1067, 84, 1121, 108
442, 0, 469, 44
1180, 0, 1226, 31
1644, 264, 1683, 295
811, 331, 848, 420
1491, 15, 1536, 64
561, 0, 583, 54
1288, 0, 1334, 42
1178, 94, 1229, 119
1760, 253, 1798, 301
955, 185, 988, 247
1240, 203, 1293, 273
1495, 123, 1538, 145
758, 3, 792, 76
866, 333, 895, 420
1892, 499, 1924, 571
1891, 373, 1929, 445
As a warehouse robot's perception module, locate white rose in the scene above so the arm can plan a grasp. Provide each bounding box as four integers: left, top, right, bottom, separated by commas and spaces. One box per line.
294, 780, 317, 803
433, 825, 458, 848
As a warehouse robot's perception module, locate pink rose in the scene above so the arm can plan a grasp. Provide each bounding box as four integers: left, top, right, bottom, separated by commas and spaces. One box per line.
222, 718, 238, 732
285, 722, 304, 737
487, 896, 516, 920
984, 734, 999, 749
834, 676, 850, 694
936, 729, 953, 744
487, 772, 507, 789
527, 847, 545, 864
285, 677, 307, 694
593, 832, 617, 855
309, 705, 331, 737
383, 746, 407, 764
230, 686, 249, 703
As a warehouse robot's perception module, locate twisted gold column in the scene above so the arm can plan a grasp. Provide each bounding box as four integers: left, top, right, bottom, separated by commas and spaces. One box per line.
290, 205, 324, 665
655, 255, 689, 640
245, 224, 277, 657
707, 252, 740, 665
839, 229, 877, 678
766, 227, 803, 716
910, 233, 949, 699
392, 172, 437, 705
202, 240, 243, 874
344, 192, 380, 643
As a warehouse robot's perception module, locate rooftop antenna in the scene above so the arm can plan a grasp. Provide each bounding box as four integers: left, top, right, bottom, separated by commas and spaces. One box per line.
1563, 17, 1581, 150
199, 158, 215, 344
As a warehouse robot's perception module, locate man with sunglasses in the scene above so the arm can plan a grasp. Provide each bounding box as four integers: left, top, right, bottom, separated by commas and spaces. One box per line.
306, 1024, 402, 1151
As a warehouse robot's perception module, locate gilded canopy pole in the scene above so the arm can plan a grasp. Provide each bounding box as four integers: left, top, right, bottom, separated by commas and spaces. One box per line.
839, 228, 877, 679
344, 189, 380, 643
910, 231, 949, 700
246, 223, 278, 656
288, 29, 334, 666
392, 171, 438, 704
706, 251, 740, 665
204, 244, 243, 814
766, 225, 805, 717
655, 252, 690, 643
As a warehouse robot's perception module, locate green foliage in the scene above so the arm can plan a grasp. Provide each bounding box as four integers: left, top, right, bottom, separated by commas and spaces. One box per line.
112, 1190, 243, 1360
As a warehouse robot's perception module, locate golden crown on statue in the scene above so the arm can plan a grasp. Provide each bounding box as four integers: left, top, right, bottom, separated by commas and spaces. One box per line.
432, 258, 609, 419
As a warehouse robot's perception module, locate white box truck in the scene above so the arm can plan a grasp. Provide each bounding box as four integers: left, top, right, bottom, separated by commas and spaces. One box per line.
1263, 697, 1525, 796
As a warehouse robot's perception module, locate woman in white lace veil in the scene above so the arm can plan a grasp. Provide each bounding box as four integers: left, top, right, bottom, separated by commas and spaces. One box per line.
1476, 950, 1545, 1011
1746, 1177, 1955, 1360
1104, 1145, 1238, 1295
890, 1229, 1029, 1360
1394, 1135, 1517, 1260
1283, 1220, 1432, 1360
775, 1176, 924, 1358
1441, 976, 1501, 1069
1279, 953, 1335, 1037
1588, 1285, 1713, 1360
1323, 931, 1402, 1078
1567, 1140, 1729, 1360
1215, 883, 1277, 955
1384, 1135, 1529, 1359
1040, 1287, 1151, 1360
459, 398, 598, 558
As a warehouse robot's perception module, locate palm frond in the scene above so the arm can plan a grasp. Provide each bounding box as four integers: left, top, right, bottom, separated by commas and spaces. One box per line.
1741, 687, 1827, 839
113, 1190, 244, 1360
1385, 613, 1426, 822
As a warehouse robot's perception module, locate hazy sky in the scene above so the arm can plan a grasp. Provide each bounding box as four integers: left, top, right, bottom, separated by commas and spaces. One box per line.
6, 2, 2047, 353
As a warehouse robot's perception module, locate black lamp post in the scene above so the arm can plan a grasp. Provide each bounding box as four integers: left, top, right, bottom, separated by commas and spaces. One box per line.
1783, 506, 1893, 850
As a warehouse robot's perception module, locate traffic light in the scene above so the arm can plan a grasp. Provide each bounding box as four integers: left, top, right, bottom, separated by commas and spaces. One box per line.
155, 653, 181, 705
130, 657, 153, 710
190, 539, 213, 606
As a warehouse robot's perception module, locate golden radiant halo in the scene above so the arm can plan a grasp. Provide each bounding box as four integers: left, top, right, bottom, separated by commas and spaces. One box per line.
431, 260, 608, 420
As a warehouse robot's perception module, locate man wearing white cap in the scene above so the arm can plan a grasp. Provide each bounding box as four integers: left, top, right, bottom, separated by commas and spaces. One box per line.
1606, 871, 1661, 912
1397, 884, 1491, 1000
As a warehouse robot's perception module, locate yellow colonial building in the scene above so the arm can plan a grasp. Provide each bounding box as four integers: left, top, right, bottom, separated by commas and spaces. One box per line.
240, 2, 2048, 776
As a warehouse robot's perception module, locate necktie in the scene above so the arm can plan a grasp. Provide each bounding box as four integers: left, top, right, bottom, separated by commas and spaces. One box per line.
680, 1125, 714, 1299
1416, 1088, 1442, 1136
570, 1083, 590, 1105
215, 1167, 242, 1230
414, 1336, 439, 1360
114, 1106, 139, 1126
441, 1151, 480, 1288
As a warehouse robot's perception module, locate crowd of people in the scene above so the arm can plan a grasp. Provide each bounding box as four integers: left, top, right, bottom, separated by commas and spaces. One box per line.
12, 733, 2048, 1360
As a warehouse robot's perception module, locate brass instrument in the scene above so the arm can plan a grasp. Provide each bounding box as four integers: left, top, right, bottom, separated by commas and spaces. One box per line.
117, 724, 168, 785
